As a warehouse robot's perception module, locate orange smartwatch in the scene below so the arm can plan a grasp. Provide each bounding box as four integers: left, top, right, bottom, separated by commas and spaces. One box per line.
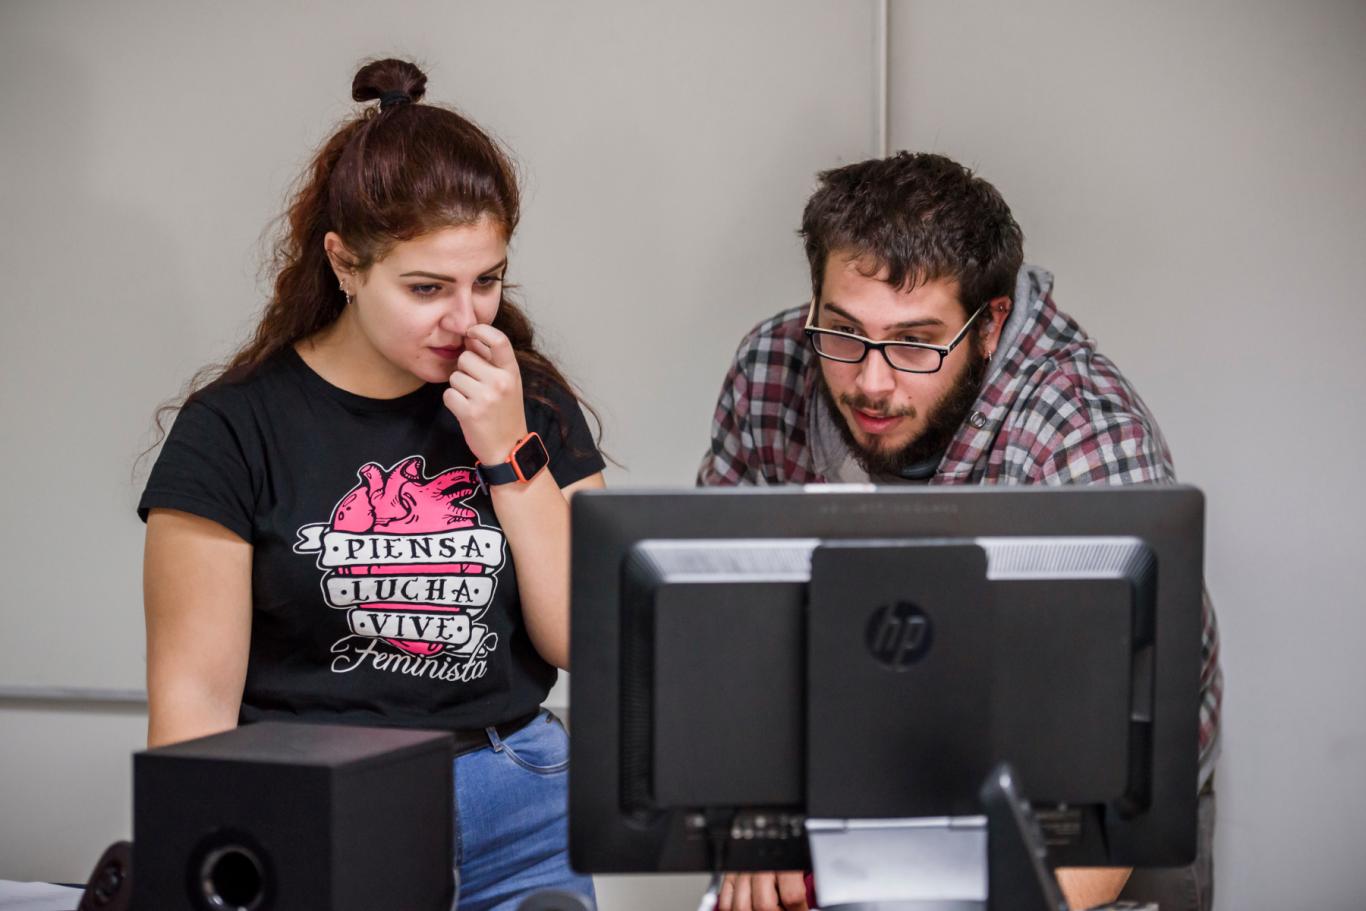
476, 432, 549, 487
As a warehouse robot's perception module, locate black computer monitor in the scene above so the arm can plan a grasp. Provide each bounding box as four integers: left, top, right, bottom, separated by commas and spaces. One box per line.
568, 485, 1204, 875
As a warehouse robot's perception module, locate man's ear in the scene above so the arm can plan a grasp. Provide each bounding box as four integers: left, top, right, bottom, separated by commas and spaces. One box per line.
982, 295, 1012, 356
323, 232, 358, 285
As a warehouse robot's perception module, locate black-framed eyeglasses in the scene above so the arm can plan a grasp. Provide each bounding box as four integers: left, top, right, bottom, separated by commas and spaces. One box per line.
803, 299, 990, 374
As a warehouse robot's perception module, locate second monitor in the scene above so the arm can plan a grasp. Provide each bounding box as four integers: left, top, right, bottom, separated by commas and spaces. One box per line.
568, 485, 1204, 874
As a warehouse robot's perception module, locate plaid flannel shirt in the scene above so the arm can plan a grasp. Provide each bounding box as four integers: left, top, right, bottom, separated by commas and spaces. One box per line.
697, 266, 1222, 784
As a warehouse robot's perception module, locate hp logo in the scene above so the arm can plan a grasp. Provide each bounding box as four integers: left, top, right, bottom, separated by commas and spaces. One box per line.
865, 601, 934, 670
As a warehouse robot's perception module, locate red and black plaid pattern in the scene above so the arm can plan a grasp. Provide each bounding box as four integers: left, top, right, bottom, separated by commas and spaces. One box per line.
698, 289, 1222, 782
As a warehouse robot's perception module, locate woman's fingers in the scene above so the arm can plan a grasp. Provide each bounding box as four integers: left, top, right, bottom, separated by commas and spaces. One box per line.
447, 369, 481, 400
441, 386, 468, 413
463, 323, 516, 368
454, 347, 499, 383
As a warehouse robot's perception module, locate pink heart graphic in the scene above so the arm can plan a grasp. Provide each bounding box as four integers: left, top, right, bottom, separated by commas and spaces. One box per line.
331, 457, 486, 657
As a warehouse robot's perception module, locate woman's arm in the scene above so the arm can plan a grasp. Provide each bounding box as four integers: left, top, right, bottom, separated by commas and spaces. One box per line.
442, 323, 606, 671
487, 470, 605, 670
143, 508, 253, 748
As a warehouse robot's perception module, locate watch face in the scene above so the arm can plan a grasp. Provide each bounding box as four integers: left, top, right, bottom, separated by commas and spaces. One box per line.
513, 433, 550, 481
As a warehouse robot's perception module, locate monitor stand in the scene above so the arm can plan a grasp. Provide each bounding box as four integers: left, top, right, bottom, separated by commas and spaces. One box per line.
805, 764, 1067, 911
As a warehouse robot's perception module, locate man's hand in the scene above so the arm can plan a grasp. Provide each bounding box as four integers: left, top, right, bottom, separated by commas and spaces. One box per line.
1056, 866, 1131, 909
717, 871, 809, 911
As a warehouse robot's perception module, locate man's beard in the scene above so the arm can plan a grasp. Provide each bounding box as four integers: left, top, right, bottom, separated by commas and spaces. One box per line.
818, 345, 989, 478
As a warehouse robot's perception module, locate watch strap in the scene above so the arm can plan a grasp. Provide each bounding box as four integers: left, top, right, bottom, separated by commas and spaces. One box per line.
476, 459, 521, 486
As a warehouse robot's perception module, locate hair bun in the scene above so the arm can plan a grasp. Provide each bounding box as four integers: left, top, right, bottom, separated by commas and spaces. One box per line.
352, 58, 428, 106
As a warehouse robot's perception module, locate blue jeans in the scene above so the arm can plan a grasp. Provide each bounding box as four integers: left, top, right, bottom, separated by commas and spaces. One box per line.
453, 710, 596, 911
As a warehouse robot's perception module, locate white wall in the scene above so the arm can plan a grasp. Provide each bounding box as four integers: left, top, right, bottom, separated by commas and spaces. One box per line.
0, 0, 878, 903
889, 2, 1366, 908
0, 0, 879, 693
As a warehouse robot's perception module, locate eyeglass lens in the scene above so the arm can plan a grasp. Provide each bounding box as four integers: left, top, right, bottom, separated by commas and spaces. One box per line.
811, 332, 942, 372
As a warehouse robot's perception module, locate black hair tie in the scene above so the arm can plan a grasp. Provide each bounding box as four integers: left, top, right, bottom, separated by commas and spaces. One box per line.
378, 90, 411, 111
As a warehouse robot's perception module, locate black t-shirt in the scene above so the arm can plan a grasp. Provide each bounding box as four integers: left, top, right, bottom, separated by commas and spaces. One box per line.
138, 347, 604, 732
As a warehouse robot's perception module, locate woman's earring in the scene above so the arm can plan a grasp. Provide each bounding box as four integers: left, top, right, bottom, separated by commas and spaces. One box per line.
340, 280, 353, 305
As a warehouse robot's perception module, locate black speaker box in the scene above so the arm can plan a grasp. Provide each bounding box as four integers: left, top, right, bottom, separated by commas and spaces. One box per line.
132, 722, 454, 911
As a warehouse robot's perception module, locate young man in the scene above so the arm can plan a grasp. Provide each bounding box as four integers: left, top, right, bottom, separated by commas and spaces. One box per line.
698, 153, 1221, 911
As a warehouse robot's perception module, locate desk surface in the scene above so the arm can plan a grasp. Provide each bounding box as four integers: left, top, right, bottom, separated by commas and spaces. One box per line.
0, 881, 80, 911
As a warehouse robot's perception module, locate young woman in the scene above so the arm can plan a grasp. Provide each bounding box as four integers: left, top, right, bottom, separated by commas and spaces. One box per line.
139, 58, 603, 910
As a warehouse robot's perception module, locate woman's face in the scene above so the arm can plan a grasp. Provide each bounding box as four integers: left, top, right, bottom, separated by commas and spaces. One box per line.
343, 217, 509, 385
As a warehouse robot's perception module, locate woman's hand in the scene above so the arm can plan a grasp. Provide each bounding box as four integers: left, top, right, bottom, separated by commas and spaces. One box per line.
442, 324, 528, 465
